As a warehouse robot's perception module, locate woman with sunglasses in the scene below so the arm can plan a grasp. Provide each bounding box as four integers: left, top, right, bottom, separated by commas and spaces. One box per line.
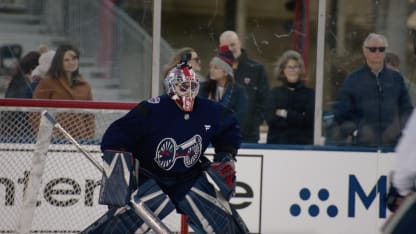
333, 33, 413, 147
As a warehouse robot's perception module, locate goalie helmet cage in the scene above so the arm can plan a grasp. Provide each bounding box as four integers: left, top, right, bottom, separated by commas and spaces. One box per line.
0, 98, 188, 234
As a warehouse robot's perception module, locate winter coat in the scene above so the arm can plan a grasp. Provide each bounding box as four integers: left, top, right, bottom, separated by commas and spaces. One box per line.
32, 75, 95, 140
5, 73, 32, 98
199, 81, 248, 124
333, 65, 413, 147
1, 73, 34, 140
265, 82, 315, 144
234, 50, 269, 143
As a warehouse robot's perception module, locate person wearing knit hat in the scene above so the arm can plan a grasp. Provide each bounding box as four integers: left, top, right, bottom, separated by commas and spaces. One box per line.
199, 45, 248, 123
210, 45, 234, 78
219, 30, 269, 143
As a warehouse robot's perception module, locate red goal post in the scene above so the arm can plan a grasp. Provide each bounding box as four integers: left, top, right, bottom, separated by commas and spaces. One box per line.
0, 98, 188, 233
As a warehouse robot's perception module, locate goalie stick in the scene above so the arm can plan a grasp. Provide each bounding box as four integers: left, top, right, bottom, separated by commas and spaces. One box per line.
41, 111, 173, 234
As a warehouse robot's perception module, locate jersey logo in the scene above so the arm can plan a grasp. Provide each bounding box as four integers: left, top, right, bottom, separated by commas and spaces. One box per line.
155, 135, 202, 171
204, 125, 211, 131
147, 96, 160, 104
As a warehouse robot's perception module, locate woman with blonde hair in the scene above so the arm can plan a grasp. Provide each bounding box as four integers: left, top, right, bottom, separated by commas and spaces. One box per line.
265, 50, 315, 144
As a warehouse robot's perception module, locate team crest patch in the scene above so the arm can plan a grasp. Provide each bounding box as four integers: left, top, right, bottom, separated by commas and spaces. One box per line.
244, 77, 251, 85
147, 97, 160, 104
155, 135, 202, 170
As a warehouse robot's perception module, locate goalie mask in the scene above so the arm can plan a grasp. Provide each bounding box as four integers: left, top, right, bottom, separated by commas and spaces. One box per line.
166, 63, 199, 112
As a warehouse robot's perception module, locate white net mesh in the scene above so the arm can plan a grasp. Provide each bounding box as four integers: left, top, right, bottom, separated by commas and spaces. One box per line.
0, 101, 183, 233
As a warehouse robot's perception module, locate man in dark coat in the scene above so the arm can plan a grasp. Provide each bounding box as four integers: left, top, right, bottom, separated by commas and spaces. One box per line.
333, 33, 413, 147
219, 30, 269, 143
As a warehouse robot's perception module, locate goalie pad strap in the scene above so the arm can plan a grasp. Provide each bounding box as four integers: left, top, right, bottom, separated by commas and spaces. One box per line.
99, 150, 135, 206
213, 152, 235, 162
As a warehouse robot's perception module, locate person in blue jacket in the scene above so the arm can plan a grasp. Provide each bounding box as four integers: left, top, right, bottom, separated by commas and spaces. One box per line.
333, 33, 413, 147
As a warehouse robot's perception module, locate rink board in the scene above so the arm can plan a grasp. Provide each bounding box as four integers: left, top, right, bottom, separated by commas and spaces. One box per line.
1, 145, 395, 233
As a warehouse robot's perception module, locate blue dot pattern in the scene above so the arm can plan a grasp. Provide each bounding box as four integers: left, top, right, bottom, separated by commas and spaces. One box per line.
308, 205, 320, 217
327, 205, 338, 217
290, 204, 301, 216
300, 188, 311, 200
318, 189, 329, 201
290, 187, 338, 217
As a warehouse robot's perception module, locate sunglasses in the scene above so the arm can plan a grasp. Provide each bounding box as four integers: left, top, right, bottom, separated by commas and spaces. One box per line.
366, 47, 386, 53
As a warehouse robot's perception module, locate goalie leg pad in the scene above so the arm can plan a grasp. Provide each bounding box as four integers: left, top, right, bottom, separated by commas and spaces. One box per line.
177, 175, 249, 234
382, 193, 416, 234
84, 178, 175, 233
99, 150, 135, 206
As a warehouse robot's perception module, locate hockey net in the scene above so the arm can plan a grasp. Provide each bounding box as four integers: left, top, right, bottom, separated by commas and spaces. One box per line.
0, 99, 187, 233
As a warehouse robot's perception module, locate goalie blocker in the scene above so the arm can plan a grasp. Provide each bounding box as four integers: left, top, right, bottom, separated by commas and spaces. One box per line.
99, 150, 136, 206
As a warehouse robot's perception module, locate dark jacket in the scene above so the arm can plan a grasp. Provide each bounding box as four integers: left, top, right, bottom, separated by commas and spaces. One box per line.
333, 65, 413, 147
199, 81, 248, 124
265, 82, 315, 144
1, 73, 34, 141
5, 73, 32, 98
234, 50, 269, 143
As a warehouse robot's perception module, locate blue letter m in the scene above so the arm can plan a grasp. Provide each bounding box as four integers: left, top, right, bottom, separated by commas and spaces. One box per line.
348, 175, 386, 218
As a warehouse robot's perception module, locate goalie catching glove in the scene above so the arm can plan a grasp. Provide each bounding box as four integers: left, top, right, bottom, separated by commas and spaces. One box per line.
206, 152, 236, 200
98, 150, 136, 207
386, 173, 405, 212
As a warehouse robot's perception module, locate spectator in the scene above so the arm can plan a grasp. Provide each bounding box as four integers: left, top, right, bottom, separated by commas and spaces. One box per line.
1, 51, 40, 141
31, 45, 55, 91
5, 51, 40, 99
199, 45, 248, 123
333, 33, 413, 147
385, 51, 416, 105
265, 50, 315, 145
219, 30, 269, 143
32, 44, 95, 140
162, 47, 204, 92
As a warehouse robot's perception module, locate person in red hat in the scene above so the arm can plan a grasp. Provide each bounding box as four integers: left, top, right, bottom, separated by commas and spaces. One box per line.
199, 45, 248, 123
219, 30, 269, 143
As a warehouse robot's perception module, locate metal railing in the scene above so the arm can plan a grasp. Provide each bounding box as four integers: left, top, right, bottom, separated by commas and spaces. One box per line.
22, 0, 173, 101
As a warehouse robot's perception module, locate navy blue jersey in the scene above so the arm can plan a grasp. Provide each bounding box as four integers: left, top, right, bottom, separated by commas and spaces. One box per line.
101, 94, 241, 184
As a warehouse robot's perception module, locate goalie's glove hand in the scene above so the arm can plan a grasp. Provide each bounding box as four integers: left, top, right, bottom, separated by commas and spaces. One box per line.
211, 153, 236, 195
386, 172, 406, 212
386, 184, 405, 212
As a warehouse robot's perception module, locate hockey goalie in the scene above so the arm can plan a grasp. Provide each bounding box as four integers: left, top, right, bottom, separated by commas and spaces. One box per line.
82, 55, 249, 233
